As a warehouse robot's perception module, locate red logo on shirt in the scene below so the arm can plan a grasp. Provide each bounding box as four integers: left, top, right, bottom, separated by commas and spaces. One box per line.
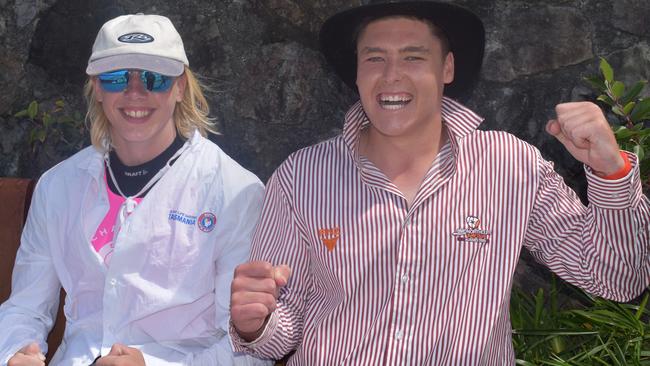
197, 212, 217, 232
452, 215, 490, 243
318, 227, 340, 251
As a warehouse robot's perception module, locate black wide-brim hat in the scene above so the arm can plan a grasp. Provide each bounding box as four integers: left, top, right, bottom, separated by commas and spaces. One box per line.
319, 0, 485, 99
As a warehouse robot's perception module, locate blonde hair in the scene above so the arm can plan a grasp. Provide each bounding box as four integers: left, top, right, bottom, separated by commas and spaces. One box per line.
84, 67, 217, 152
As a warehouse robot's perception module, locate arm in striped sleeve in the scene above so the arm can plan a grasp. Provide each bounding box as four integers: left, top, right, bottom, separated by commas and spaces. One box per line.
524, 150, 650, 302
231, 158, 311, 360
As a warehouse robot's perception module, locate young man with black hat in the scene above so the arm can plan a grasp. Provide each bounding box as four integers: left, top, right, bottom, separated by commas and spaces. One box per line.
229, 1, 650, 364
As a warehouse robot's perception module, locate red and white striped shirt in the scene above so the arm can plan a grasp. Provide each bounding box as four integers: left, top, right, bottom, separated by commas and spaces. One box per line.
232, 98, 650, 365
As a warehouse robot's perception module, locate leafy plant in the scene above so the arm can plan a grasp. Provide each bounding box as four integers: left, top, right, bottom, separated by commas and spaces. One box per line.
512, 276, 650, 365
13, 99, 85, 152
584, 58, 650, 190
513, 59, 650, 365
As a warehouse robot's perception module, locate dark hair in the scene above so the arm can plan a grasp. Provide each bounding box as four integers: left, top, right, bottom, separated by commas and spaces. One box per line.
353, 15, 451, 56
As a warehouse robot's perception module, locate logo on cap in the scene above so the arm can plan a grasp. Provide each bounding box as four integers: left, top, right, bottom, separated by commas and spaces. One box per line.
118, 33, 154, 43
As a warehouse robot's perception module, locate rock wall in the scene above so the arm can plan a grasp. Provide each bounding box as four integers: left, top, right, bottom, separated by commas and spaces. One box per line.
0, 0, 648, 293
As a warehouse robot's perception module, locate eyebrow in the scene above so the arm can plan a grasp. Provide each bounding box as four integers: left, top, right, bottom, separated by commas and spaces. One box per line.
359, 45, 430, 54
400, 46, 430, 53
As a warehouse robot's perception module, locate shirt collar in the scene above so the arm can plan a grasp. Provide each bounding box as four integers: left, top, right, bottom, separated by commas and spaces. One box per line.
342, 96, 484, 158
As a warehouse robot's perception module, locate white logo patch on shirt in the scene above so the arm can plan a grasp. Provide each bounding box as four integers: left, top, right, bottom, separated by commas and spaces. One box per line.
452, 215, 491, 243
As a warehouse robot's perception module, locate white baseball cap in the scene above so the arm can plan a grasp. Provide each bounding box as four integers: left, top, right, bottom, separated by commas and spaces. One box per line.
86, 14, 189, 76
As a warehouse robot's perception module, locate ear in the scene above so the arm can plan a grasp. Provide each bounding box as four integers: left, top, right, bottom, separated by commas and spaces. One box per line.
174, 73, 187, 103
92, 77, 104, 102
443, 52, 455, 84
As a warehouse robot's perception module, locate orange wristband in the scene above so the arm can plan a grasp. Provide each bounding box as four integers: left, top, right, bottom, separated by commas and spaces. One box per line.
602, 151, 631, 180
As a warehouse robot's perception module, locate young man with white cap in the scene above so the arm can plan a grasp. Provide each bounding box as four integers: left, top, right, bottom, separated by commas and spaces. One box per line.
229, 1, 650, 364
0, 14, 271, 366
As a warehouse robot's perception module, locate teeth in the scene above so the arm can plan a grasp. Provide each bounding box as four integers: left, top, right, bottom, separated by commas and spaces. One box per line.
124, 109, 151, 118
380, 95, 411, 102
382, 103, 406, 110
378, 94, 412, 110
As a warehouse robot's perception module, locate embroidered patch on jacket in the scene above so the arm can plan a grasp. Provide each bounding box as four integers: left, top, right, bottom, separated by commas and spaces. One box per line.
452, 215, 491, 243
197, 212, 217, 232
168, 210, 197, 226
318, 227, 340, 251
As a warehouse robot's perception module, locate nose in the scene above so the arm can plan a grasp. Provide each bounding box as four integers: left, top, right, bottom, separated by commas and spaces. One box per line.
382, 58, 402, 83
123, 71, 148, 97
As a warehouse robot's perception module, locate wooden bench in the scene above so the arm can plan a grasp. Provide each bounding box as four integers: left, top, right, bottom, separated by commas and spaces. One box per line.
0, 178, 65, 361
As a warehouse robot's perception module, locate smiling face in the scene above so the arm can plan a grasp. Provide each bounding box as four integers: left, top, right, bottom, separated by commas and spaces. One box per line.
93, 70, 186, 165
356, 17, 454, 141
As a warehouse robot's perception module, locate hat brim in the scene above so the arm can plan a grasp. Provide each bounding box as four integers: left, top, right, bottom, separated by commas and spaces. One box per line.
86, 53, 185, 76
319, 1, 485, 99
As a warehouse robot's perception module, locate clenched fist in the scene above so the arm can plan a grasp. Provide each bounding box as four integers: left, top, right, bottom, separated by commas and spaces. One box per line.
95, 343, 145, 366
8, 343, 45, 366
230, 261, 292, 342
546, 101, 625, 176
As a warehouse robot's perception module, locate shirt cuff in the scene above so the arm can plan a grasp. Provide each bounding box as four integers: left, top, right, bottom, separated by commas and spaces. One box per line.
229, 312, 279, 353
584, 151, 640, 210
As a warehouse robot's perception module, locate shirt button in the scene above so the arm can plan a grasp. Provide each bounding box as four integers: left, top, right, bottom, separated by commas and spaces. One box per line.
401, 274, 409, 284
109, 278, 117, 286
395, 330, 403, 340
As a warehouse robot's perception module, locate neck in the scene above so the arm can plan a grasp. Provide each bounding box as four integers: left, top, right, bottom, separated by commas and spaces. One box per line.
112, 130, 178, 166
359, 120, 447, 207
361, 120, 446, 175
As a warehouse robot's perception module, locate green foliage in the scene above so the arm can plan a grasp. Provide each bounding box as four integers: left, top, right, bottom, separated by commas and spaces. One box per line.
13, 99, 85, 152
512, 276, 650, 365
513, 58, 650, 365
585, 58, 650, 189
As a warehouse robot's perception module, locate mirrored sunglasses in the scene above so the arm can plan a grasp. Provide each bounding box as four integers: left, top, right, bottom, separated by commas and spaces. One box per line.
98, 70, 175, 93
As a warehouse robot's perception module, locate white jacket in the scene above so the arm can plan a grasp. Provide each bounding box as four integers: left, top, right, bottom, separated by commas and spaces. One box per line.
0, 131, 272, 366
